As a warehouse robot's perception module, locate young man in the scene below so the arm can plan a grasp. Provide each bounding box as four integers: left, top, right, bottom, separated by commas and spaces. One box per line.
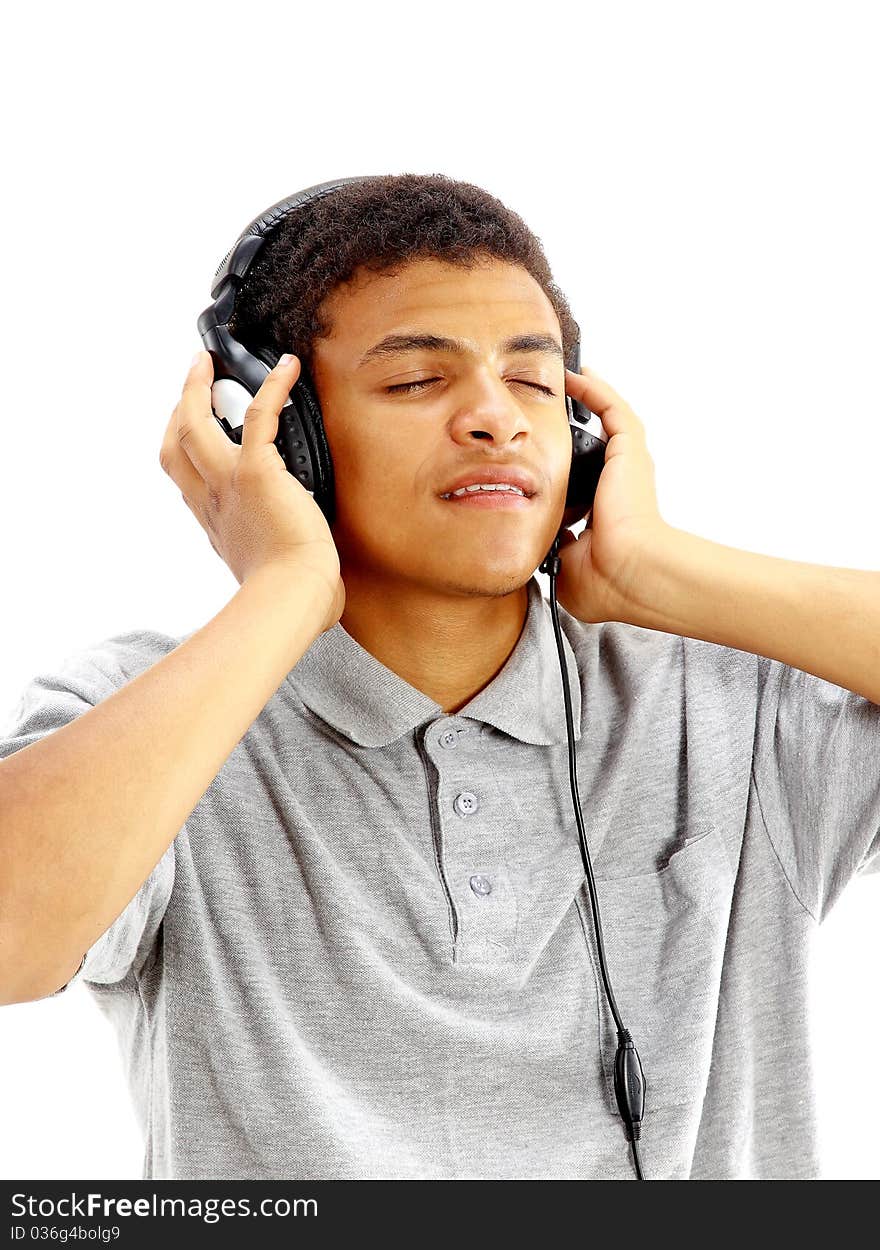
0, 174, 877, 1181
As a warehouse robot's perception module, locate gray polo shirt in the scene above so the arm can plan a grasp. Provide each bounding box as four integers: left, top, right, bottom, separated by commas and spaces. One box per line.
2, 574, 878, 1180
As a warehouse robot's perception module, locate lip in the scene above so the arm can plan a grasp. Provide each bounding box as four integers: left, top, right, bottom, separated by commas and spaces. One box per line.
438, 491, 533, 509
438, 465, 538, 499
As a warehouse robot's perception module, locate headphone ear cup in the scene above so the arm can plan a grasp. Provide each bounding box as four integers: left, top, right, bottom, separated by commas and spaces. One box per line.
275, 368, 336, 526
565, 392, 579, 499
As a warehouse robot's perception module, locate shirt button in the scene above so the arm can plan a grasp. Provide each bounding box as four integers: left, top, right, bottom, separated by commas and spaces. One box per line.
469, 874, 493, 896
439, 729, 458, 748
453, 791, 480, 817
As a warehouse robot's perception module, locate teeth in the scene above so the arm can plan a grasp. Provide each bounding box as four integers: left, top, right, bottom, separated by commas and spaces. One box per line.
442, 483, 526, 498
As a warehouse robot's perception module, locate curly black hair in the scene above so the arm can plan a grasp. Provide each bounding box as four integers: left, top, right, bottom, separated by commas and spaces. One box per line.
227, 173, 580, 376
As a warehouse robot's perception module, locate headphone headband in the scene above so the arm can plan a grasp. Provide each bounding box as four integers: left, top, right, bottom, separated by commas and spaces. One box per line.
210, 176, 369, 299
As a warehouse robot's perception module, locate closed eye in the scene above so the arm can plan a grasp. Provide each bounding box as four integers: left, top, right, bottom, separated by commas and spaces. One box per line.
386, 378, 556, 396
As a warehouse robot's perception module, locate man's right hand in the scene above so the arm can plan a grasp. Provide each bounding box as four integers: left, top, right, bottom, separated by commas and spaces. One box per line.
160, 351, 345, 634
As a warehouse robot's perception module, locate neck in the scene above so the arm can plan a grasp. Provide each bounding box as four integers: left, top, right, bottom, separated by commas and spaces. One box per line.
337, 567, 531, 714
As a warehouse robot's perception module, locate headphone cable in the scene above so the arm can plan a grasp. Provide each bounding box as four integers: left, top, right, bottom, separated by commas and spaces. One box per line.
539, 535, 648, 1180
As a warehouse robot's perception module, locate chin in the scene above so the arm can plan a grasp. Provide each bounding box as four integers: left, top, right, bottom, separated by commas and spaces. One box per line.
349, 530, 541, 598
426, 559, 536, 600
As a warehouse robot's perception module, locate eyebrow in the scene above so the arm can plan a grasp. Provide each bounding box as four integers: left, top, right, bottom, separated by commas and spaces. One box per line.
356, 332, 565, 370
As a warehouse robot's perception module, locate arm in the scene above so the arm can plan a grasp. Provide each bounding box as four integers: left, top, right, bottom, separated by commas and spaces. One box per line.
621, 526, 880, 706
556, 365, 880, 705
0, 563, 332, 1006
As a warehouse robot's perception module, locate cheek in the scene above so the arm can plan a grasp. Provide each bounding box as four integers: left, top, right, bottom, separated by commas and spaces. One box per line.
329, 454, 422, 542
349, 466, 412, 516
543, 422, 573, 493
322, 421, 394, 506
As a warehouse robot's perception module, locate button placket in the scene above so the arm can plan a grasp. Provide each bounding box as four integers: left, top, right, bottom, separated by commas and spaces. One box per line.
424, 717, 518, 967
458, 864, 517, 966
420, 717, 477, 956
417, 718, 474, 962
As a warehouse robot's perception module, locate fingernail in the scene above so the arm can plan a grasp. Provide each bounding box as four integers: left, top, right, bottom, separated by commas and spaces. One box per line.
190, 351, 202, 368
278, 353, 295, 366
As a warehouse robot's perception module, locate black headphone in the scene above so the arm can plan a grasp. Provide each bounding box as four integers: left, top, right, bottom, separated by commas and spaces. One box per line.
197, 177, 648, 1180
197, 176, 607, 540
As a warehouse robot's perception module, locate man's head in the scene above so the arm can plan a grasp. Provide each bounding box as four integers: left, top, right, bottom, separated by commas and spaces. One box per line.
229, 174, 580, 599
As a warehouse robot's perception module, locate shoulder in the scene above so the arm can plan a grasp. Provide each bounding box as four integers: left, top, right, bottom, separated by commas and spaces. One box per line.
77, 627, 187, 683
0, 627, 189, 761
556, 600, 759, 704
18, 626, 187, 704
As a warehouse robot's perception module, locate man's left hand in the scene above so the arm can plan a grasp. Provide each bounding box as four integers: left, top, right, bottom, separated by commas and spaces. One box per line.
553, 365, 674, 624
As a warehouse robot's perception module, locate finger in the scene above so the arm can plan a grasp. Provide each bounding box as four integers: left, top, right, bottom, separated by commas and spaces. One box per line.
564, 365, 646, 441
240, 353, 302, 453
177, 351, 238, 481
159, 404, 205, 500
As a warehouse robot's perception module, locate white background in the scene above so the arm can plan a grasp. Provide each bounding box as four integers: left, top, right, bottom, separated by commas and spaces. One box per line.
1, 0, 877, 1180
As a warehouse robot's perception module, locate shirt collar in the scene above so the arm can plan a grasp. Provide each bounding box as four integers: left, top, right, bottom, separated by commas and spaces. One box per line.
287, 575, 582, 748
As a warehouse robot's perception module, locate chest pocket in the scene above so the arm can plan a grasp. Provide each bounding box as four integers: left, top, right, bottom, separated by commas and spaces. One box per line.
576, 825, 735, 1116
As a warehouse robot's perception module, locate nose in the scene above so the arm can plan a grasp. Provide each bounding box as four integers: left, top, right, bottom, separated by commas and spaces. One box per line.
447, 369, 533, 449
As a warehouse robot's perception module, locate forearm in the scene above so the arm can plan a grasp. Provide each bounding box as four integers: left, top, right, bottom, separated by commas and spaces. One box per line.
0, 564, 330, 1004
622, 525, 880, 706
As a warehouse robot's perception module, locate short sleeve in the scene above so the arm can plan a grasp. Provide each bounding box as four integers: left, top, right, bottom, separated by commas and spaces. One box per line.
751, 654, 880, 923
0, 631, 182, 996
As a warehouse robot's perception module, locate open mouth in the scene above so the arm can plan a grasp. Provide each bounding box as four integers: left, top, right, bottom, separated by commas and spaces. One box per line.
438, 486, 535, 508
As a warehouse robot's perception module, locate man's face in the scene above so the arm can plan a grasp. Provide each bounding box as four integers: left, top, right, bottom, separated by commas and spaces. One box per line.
310, 255, 573, 598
